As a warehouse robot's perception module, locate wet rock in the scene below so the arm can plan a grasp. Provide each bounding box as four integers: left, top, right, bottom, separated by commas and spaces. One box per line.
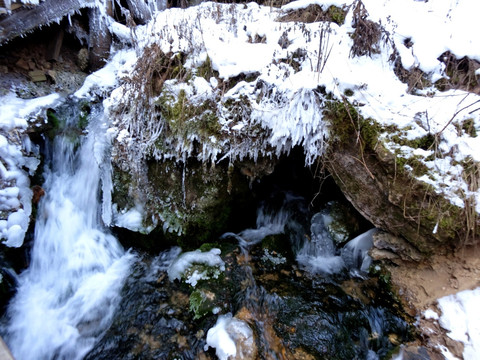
111, 157, 256, 248
371, 231, 423, 263
322, 200, 361, 246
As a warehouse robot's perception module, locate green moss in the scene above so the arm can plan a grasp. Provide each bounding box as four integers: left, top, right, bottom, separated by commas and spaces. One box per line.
391, 133, 436, 151
47, 109, 60, 129
156, 88, 221, 145
189, 289, 217, 319
461, 118, 477, 137
324, 97, 381, 151
197, 55, 218, 80
327, 5, 347, 25
394, 154, 429, 177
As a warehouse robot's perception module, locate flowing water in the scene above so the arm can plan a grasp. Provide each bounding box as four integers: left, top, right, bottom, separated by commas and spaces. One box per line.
1, 103, 134, 360
86, 193, 410, 359
0, 103, 410, 359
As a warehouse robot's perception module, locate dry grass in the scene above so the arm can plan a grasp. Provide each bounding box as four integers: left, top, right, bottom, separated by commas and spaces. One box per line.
278, 4, 346, 24
436, 51, 480, 93
460, 157, 479, 246
349, 1, 382, 58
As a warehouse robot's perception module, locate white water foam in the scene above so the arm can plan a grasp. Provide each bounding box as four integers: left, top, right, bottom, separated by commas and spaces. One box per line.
2, 105, 134, 360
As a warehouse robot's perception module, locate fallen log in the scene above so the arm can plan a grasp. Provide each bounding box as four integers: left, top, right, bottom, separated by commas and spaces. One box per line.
0, 0, 95, 45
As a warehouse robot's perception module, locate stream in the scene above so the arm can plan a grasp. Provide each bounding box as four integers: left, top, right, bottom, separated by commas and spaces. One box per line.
0, 101, 410, 359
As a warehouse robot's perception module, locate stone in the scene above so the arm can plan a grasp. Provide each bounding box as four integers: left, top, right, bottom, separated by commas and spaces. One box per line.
46, 29, 64, 62
15, 58, 30, 71
27, 60, 35, 70
28, 70, 47, 82
0, 336, 14, 360
45, 70, 57, 84
372, 231, 422, 262
77, 48, 89, 72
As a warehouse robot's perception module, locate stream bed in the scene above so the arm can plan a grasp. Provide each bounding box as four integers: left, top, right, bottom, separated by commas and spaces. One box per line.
86, 193, 412, 359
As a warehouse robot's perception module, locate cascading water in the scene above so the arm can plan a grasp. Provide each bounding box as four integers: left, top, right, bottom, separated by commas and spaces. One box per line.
1, 103, 135, 360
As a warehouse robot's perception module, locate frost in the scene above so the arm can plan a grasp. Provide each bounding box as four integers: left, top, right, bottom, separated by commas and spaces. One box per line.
167, 248, 225, 286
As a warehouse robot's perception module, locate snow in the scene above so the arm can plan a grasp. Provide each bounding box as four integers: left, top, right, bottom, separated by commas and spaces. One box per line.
205, 314, 237, 360
205, 313, 254, 360
167, 248, 225, 285
95, 0, 480, 218
437, 288, 480, 360
423, 308, 439, 321
0, 93, 62, 247
74, 49, 138, 100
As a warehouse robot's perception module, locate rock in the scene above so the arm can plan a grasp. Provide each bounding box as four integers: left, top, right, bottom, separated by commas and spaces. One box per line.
15, 58, 30, 71
111, 157, 256, 248
45, 70, 57, 84
28, 70, 46, 82
76, 48, 89, 71
392, 345, 438, 360
372, 231, 422, 262
324, 104, 477, 256
32, 185, 45, 204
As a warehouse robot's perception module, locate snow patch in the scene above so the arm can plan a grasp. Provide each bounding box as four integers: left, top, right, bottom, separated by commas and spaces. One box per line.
205, 313, 254, 360
438, 288, 480, 360
0, 92, 63, 247
167, 248, 225, 286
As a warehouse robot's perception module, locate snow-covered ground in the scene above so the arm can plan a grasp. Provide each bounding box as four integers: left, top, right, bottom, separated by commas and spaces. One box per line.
423, 288, 480, 360
1, 0, 479, 357
0, 93, 62, 247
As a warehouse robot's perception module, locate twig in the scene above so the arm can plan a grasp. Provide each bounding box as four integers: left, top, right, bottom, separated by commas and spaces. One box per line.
436, 96, 480, 135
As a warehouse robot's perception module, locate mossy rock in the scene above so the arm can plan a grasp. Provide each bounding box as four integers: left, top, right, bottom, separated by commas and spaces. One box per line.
322, 201, 361, 246
189, 288, 219, 319
261, 233, 294, 264
324, 95, 475, 256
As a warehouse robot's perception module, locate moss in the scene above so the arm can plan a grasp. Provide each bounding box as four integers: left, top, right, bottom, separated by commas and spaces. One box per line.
189, 289, 217, 319
461, 118, 477, 137
391, 133, 436, 151
47, 109, 60, 129
277, 4, 346, 25
327, 5, 346, 25
394, 154, 430, 177
197, 55, 218, 80
156, 88, 221, 145
324, 97, 382, 151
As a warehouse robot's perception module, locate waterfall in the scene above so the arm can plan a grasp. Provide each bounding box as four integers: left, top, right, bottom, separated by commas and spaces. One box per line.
2, 104, 135, 360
